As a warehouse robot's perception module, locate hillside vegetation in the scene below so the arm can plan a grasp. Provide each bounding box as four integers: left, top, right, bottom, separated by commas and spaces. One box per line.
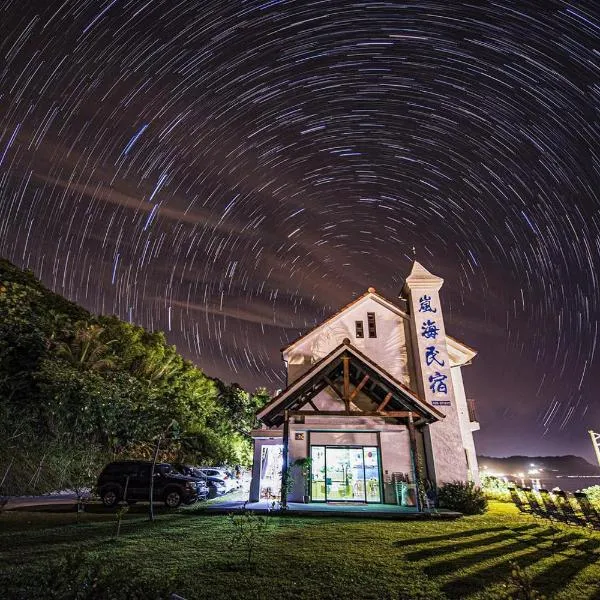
0, 258, 268, 495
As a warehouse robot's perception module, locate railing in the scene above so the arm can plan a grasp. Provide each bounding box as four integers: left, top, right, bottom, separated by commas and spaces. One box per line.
466, 398, 478, 423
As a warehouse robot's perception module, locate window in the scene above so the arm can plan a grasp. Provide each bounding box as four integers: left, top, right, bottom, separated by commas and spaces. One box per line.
367, 312, 377, 338
310, 445, 381, 503
355, 320, 364, 338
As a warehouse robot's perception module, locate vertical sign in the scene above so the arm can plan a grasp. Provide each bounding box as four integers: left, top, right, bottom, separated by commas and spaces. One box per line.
402, 261, 468, 484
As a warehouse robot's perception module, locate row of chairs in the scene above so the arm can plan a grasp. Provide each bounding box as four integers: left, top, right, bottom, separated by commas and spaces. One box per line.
509, 486, 600, 529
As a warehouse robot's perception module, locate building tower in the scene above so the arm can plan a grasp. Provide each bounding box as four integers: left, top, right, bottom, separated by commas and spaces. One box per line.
402, 261, 475, 484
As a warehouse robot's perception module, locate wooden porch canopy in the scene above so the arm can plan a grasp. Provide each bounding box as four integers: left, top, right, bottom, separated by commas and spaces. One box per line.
258, 340, 445, 428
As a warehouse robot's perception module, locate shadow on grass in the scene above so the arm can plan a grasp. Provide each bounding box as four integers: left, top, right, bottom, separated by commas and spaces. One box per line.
392, 523, 538, 548
407, 525, 600, 599
405, 530, 524, 561
530, 536, 600, 597
0, 505, 201, 564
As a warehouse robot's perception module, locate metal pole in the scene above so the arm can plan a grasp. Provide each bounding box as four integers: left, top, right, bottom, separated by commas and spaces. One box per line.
281, 410, 290, 507
589, 430, 600, 467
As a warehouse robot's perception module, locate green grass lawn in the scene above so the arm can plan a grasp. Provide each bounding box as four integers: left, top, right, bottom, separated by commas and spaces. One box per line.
1, 501, 600, 599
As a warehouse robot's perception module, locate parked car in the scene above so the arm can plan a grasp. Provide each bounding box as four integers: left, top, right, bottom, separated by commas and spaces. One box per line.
175, 464, 228, 498
190, 475, 210, 501
196, 467, 238, 492
205, 476, 228, 498
97, 461, 207, 508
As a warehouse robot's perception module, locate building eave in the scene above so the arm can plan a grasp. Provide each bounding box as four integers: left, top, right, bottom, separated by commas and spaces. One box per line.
447, 335, 478, 366
259, 340, 445, 425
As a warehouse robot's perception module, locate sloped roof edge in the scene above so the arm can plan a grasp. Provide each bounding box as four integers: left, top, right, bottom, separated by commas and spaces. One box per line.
447, 335, 478, 366
259, 341, 445, 423
280, 288, 478, 366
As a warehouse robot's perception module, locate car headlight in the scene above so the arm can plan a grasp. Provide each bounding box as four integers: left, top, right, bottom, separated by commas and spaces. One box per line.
185, 481, 196, 490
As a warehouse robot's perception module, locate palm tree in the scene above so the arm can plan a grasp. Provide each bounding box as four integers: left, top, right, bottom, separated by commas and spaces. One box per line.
140, 352, 180, 381
56, 322, 116, 371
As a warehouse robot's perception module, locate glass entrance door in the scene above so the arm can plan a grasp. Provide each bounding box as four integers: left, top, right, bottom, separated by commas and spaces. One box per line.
326, 447, 360, 501
310, 445, 382, 503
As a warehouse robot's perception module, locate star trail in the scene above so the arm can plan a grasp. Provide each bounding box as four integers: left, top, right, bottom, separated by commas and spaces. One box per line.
1, 0, 599, 460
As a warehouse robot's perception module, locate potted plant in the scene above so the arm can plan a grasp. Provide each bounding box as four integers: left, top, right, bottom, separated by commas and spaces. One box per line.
292, 457, 312, 503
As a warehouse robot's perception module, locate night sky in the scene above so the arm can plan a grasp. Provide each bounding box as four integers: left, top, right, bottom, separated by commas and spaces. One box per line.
1, 1, 599, 462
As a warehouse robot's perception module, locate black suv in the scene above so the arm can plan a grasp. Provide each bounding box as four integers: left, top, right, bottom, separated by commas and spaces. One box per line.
97, 461, 208, 508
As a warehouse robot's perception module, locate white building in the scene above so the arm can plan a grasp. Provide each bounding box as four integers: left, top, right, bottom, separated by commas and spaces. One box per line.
249, 262, 480, 507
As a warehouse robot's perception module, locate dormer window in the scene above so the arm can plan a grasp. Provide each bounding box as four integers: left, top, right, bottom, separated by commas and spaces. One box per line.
367, 312, 377, 338
355, 320, 364, 338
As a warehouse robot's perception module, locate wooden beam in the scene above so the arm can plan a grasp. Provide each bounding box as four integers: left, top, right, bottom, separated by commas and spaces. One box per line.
377, 391, 392, 412
342, 356, 351, 411
382, 411, 419, 418
307, 398, 319, 412
323, 376, 345, 401
289, 410, 420, 419
349, 374, 370, 403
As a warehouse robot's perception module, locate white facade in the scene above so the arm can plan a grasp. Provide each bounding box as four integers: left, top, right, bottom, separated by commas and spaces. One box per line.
250, 263, 480, 507
285, 294, 415, 387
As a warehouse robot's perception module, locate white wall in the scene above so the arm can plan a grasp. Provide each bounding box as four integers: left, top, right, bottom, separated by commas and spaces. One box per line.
379, 429, 414, 503
285, 296, 414, 388
309, 387, 378, 413
451, 366, 480, 485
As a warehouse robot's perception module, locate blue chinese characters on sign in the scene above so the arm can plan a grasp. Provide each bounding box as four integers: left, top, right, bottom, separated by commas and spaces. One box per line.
418, 295, 437, 313
425, 345, 444, 367
421, 320, 440, 339
428, 372, 448, 394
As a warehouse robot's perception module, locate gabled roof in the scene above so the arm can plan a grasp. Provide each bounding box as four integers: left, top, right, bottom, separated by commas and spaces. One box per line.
281, 287, 409, 353
258, 340, 445, 427
281, 280, 477, 367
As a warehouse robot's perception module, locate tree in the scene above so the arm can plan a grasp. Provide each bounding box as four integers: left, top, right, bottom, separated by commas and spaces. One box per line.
0, 257, 260, 494
55, 322, 116, 371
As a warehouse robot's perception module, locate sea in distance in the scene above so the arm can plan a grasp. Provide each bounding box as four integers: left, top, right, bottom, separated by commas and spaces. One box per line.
505, 474, 600, 492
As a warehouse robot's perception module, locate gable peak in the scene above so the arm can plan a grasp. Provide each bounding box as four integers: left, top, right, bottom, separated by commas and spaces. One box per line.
403, 261, 444, 290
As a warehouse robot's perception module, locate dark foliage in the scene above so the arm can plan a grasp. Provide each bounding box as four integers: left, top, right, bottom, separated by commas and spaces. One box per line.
0, 258, 268, 495
437, 480, 488, 515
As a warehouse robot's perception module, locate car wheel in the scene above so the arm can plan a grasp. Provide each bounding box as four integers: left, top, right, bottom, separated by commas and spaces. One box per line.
101, 488, 120, 508
164, 489, 182, 508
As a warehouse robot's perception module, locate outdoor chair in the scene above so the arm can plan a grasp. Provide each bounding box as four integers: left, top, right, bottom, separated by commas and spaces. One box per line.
538, 489, 574, 525
573, 493, 600, 530
509, 487, 532, 515
522, 487, 549, 520
552, 490, 588, 527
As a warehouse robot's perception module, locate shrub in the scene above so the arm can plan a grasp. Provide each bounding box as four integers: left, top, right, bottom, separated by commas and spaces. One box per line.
481, 474, 512, 502
438, 480, 487, 514
582, 485, 600, 509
